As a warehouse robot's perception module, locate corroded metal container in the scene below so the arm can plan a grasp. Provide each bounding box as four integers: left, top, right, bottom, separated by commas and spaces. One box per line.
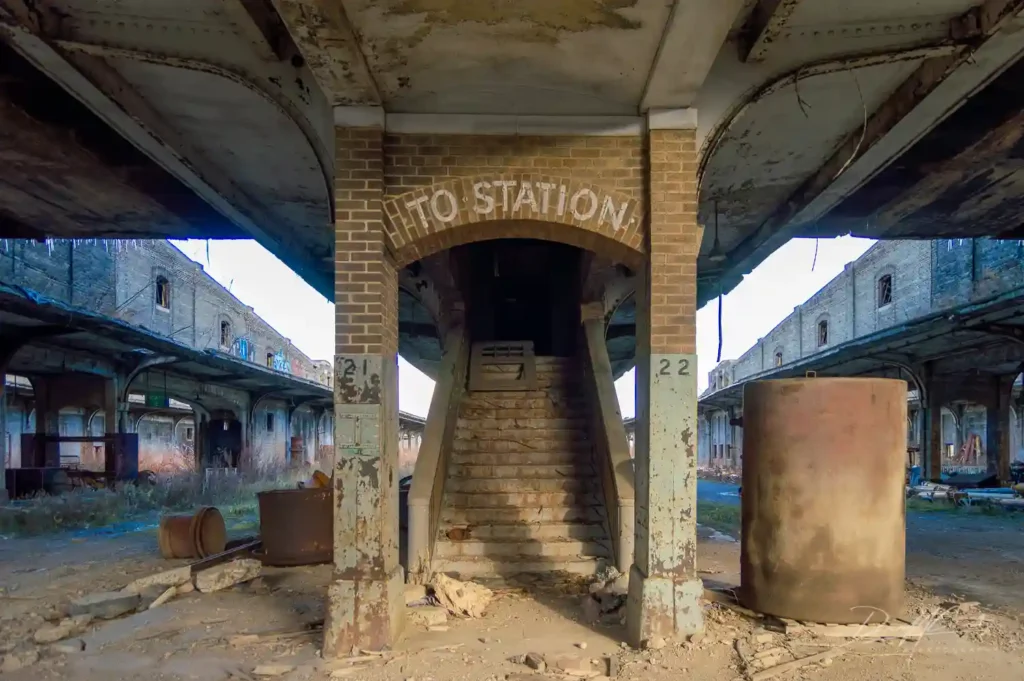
257, 488, 332, 566
740, 378, 907, 624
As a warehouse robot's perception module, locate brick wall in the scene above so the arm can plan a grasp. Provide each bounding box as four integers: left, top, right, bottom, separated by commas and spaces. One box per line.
379, 134, 647, 267
713, 240, 938, 387
933, 238, 1024, 308
0, 240, 115, 313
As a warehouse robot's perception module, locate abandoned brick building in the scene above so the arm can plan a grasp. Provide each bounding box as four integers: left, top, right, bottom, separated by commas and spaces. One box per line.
701, 237, 1024, 476
1, 239, 333, 472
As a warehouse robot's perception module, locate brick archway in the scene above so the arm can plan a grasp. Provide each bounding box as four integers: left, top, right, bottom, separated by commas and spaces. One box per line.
382, 174, 646, 267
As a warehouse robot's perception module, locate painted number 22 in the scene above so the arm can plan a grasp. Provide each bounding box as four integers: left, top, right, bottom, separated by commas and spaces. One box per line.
658, 358, 690, 376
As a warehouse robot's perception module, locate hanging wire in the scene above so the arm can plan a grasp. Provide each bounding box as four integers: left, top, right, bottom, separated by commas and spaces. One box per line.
812, 237, 819, 271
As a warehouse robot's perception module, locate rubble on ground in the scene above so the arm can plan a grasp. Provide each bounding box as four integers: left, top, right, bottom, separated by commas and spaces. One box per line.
69, 590, 141, 619
430, 573, 493, 618
580, 566, 628, 625
195, 558, 262, 593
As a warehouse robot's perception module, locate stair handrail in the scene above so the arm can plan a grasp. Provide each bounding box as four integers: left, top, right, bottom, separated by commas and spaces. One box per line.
407, 326, 469, 583
581, 317, 635, 574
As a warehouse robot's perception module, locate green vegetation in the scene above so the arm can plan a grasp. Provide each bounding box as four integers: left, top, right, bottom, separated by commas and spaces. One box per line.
0, 471, 301, 538
697, 501, 741, 538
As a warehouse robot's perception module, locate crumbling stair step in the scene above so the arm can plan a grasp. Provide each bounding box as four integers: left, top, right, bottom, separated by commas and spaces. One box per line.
435, 538, 612, 558
439, 521, 609, 541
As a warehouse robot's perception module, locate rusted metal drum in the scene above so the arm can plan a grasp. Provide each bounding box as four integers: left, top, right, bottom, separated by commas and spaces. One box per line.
257, 488, 332, 566
158, 506, 226, 559
740, 378, 907, 624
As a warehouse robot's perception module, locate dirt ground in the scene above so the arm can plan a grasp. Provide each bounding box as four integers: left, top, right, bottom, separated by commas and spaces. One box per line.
0, 523, 1022, 681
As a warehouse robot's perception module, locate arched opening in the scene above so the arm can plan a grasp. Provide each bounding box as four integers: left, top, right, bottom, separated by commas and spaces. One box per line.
877, 273, 893, 308
155, 275, 171, 309
2, 374, 34, 469
220, 319, 232, 348
126, 392, 197, 473
817, 318, 829, 347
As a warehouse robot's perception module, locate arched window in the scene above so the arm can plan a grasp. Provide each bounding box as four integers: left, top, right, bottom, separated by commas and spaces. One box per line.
266, 351, 275, 368
817, 319, 829, 347
155, 276, 171, 309
774, 351, 783, 367
877, 273, 893, 308
219, 320, 232, 348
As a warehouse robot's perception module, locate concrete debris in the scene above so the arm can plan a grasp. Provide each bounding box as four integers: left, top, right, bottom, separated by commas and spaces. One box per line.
1, 648, 40, 673
69, 590, 142, 620
576, 642, 588, 650
178, 581, 195, 595
549, 654, 596, 676
430, 574, 493, 618
148, 586, 178, 610
51, 638, 86, 655
407, 606, 448, 627
34, 619, 79, 644
687, 632, 706, 645
405, 584, 429, 605
428, 625, 449, 632
195, 559, 262, 594
753, 632, 774, 644
749, 648, 849, 681
643, 637, 666, 650
252, 664, 295, 677
524, 652, 546, 671
122, 566, 192, 594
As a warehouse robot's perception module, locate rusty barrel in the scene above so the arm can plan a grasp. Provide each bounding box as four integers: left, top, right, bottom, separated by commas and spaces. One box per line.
740, 378, 907, 624
158, 506, 227, 559
257, 488, 332, 566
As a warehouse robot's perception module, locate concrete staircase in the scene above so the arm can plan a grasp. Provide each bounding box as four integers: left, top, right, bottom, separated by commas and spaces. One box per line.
434, 357, 613, 578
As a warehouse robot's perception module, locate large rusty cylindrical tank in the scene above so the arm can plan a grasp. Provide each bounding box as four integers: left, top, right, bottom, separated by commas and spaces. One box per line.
740, 377, 907, 624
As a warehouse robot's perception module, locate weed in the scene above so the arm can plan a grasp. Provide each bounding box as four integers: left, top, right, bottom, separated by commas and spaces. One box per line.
697, 501, 741, 538
0, 468, 305, 538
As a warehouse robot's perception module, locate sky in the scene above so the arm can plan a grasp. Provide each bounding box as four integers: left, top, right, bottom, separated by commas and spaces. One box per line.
170, 235, 875, 418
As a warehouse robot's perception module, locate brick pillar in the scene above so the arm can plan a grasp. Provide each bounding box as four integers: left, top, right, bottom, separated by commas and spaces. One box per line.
324, 120, 403, 656
626, 110, 703, 646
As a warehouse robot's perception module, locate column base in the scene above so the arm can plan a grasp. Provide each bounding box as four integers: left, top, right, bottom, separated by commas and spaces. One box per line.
322, 565, 405, 657
625, 565, 704, 647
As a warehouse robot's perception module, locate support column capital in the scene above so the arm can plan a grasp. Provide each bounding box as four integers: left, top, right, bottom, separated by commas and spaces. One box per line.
646, 108, 698, 130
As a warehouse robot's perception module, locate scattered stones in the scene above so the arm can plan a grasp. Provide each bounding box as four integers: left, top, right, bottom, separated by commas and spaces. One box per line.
687, 632, 705, 646
177, 582, 195, 595
577, 642, 588, 650
51, 639, 86, 655
69, 591, 141, 620
195, 559, 262, 594
524, 652, 546, 671
753, 632, 774, 644
643, 637, 666, 651
430, 574, 493, 618
252, 664, 295, 677
34, 622, 73, 644
605, 655, 620, 677
549, 654, 595, 675
407, 606, 449, 627
122, 566, 191, 594
1, 648, 40, 673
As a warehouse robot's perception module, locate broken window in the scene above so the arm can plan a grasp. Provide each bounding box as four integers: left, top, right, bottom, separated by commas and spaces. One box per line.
185, 427, 194, 441
877, 274, 893, 308
817, 319, 829, 347
155, 276, 171, 309
774, 351, 783, 367
266, 412, 275, 433
220, 320, 232, 348
266, 352, 274, 368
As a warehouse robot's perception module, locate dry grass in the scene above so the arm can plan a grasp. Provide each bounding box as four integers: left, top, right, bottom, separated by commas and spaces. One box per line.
0, 466, 307, 538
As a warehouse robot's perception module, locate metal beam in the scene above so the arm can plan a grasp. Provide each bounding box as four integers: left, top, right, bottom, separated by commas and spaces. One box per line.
742, 0, 803, 63
716, 50, 965, 289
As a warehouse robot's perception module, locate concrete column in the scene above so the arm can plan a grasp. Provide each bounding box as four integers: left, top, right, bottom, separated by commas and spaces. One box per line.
103, 376, 121, 476
0, 371, 8, 504
953, 404, 965, 456
923, 374, 943, 482
324, 120, 403, 656
626, 109, 703, 646
31, 380, 60, 467
985, 375, 1013, 482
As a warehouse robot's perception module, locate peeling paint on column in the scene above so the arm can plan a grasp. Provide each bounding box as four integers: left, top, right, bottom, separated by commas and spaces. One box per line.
627, 352, 703, 643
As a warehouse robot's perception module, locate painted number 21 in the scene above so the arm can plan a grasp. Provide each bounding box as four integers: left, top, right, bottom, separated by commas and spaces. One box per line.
658, 358, 690, 376
339, 358, 369, 377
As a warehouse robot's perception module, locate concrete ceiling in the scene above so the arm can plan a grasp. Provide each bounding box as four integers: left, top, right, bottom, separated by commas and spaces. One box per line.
2, 0, 1024, 366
